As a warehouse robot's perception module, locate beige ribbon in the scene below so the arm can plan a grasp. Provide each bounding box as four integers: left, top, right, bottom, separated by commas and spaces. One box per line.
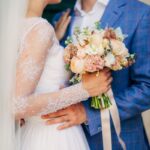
101, 89, 126, 150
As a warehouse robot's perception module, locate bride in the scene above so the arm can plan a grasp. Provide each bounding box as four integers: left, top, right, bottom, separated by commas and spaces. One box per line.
15, 0, 112, 149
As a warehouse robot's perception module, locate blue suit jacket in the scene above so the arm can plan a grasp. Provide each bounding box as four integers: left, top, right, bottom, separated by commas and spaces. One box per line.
53, 0, 150, 149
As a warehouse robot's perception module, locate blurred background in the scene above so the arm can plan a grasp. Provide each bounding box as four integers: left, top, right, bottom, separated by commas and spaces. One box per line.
43, 0, 75, 23
43, 0, 150, 23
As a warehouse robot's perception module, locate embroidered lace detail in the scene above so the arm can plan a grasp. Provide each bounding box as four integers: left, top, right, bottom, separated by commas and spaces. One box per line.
15, 83, 89, 118
18, 57, 42, 81
14, 97, 28, 113
38, 83, 89, 115
15, 18, 90, 119
18, 18, 54, 57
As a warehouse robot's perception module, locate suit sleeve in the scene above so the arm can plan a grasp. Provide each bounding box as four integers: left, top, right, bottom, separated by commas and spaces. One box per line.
83, 9, 150, 136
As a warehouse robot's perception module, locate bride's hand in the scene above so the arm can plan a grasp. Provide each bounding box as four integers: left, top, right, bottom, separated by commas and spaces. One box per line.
82, 69, 112, 97
55, 9, 71, 41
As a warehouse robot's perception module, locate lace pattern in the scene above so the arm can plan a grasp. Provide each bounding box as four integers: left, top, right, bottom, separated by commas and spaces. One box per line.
38, 83, 89, 115
14, 97, 28, 113
18, 57, 42, 81
15, 83, 89, 118
15, 18, 90, 119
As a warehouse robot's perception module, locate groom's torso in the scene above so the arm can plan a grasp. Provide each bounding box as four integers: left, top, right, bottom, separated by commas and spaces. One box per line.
57, 0, 149, 101
53, 0, 150, 149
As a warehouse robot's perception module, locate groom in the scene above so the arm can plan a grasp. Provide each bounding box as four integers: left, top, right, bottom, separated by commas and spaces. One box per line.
42, 0, 150, 149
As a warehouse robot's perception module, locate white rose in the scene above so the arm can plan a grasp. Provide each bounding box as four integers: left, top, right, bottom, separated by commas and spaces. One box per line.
110, 39, 128, 56
89, 34, 105, 55
85, 45, 98, 55
97, 43, 105, 55
102, 39, 109, 49
90, 32, 104, 46
104, 53, 116, 68
115, 27, 128, 41
71, 57, 85, 73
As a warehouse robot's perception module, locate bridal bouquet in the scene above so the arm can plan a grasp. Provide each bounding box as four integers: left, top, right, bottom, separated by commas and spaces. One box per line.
64, 22, 135, 109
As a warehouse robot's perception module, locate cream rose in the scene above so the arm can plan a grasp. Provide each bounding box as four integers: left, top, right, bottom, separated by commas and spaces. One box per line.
104, 53, 116, 68
70, 57, 85, 74
77, 49, 86, 58
110, 39, 128, 56
90, 32, 103, 47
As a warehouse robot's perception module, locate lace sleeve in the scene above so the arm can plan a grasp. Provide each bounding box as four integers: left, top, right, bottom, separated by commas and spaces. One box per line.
15, 21, 90, 119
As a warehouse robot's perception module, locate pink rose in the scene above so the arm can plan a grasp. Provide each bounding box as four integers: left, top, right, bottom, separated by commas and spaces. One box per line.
64, 44, 78, 64
84, 55, 105, 72
104, 28, 117, 40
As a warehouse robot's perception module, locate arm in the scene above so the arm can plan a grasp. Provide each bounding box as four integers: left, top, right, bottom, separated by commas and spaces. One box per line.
15, 22, 89, 119
83, 9, 150, 136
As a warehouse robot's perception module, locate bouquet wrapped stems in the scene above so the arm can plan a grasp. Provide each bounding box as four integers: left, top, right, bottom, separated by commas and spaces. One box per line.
91, 93, 112, 109
70, 74, 112, 110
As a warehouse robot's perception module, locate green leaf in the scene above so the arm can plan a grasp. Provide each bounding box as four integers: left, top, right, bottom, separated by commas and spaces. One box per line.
74, 26, 81, 34
95, 21, 101, 30
65, 36, 73, 45
65, 64, 70, 71
69, 75, 81, 84
82, 27, 90, 35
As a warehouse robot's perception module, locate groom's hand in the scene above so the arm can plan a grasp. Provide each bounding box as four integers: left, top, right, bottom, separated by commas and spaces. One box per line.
41, 103, 87, 130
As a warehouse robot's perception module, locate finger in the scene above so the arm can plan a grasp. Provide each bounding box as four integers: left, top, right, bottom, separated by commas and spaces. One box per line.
55, 12, 68, 27
61, 16, 71, 30
106, 71, 111, 77
103, 68, 110, 73
99, 69, 110, 77
56, 9, 71, 27
59, 9, 71, 24
46, 116, 69, 125
58, 10, 70, 24
104, 72, 111, 80
64, 9, 71, 17
41, 109, 67, 119
106, 77, 113, 87
108, 77, 113, 84
57, 121, 74, 130
106, 85, 111, 92
108, 85, 111, 90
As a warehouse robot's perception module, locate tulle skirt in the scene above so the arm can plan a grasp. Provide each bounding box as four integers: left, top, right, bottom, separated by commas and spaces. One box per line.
18, 117, 90, 150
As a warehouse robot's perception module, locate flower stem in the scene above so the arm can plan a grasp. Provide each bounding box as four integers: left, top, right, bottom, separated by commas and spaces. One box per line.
91, 93, 112, 109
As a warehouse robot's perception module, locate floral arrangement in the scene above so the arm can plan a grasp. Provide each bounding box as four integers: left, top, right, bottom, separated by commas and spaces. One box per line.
64, 22, 135, 109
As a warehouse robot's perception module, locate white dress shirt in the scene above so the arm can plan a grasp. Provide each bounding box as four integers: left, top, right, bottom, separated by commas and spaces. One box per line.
71, 0, 109, 35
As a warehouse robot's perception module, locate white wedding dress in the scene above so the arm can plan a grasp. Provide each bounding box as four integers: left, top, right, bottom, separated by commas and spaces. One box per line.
15, 17, 90, 150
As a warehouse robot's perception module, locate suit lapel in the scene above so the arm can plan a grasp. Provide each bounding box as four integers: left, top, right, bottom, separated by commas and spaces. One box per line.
100, 0, 127, 28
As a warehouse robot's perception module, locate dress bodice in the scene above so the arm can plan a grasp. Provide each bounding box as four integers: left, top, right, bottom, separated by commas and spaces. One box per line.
15, 17, 89, 118
20, 17, 70, 93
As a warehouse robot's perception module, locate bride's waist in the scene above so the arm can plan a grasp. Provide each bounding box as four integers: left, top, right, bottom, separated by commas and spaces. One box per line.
24, 117, 83, 133
25, 116, 62, 126
26, 116, 50, 125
